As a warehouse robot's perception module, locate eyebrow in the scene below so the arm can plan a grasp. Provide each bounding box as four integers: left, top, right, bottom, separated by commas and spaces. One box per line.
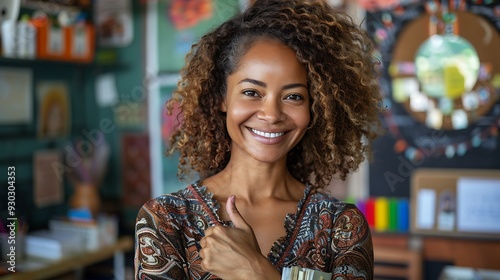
238, 78, 307, 90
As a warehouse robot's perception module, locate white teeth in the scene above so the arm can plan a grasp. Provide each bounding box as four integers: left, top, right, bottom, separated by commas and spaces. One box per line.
251, 129, 284, 138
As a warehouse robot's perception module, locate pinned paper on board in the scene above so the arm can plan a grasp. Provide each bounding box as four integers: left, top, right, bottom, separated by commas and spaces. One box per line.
437, 190, 456, 231
95, 73, 119, 107
416, 188, 436, 230
457, 177, 500, 233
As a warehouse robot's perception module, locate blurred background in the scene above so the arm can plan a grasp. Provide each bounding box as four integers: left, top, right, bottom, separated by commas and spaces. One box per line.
0, 0, 499, 279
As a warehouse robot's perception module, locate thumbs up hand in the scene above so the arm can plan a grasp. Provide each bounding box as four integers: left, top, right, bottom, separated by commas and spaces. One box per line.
225, 195, 252, 231
199, 195, 280, 279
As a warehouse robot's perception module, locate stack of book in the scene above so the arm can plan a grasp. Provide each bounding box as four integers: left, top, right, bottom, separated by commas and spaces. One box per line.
282, 266, 332, 280
25, 230, 82, 260
49, 215, 118, 251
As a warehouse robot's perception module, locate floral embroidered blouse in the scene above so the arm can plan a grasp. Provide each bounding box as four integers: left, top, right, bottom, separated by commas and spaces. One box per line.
135, 182, 373, 279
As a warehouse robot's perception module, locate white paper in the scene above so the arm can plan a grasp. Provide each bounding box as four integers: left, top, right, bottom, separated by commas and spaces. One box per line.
457, 177, 500, 233
95, 74, 118, 107
72, 26, 88, 57
409, 91, 429, 112
416, 188, 436, 229
48, 27, 64, 55
0, 67, 32, 124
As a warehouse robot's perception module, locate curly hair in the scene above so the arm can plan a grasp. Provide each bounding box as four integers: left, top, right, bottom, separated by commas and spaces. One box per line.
167, 0, 382, 190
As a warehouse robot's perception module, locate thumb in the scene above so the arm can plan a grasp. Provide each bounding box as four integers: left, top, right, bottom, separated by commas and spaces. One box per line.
226, 195, 250, 230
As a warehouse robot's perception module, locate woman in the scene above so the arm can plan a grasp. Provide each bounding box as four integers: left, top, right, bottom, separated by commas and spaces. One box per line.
135, 0, 381, 279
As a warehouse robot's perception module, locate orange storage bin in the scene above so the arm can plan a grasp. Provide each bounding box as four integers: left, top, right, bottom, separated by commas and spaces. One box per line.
67, 23, 95, 63
36, 23, 70, 61
36, 21, 95, 63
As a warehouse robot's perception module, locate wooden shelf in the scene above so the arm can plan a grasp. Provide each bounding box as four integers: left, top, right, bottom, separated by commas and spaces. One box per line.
21, 0, 86, 14
0, 57, 94, 67
0, 236, 133, 280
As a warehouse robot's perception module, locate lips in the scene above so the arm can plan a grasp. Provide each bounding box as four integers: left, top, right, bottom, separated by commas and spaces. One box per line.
250, 128, 285, 138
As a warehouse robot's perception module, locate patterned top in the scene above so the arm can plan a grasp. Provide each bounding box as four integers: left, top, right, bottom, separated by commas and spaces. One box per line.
135, 182, 373, 279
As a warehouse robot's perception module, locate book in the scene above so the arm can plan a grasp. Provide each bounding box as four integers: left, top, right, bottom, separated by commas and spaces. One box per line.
25, 230, 82, 260
282, 266, 333, 280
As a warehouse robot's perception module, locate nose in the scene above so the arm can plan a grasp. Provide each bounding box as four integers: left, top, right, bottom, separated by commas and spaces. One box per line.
257, 97, 285, 123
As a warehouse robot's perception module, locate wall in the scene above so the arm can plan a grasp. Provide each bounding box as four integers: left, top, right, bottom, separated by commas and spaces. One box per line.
0, 0, 146, 232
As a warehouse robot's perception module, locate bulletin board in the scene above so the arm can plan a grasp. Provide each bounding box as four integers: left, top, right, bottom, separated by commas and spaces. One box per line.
410, 168, 500, 239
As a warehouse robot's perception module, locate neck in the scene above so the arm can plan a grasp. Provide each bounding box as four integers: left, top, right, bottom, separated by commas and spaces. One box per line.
204, 158, 303, 205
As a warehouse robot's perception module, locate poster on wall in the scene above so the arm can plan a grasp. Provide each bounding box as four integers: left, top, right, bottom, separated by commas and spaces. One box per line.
121, 133, 151, 208
37, 81, 71, 139
33, 150, 64, 207
365, 1, 500, 197
0, 67, 32, 124
94, 0, 134, 47
160, 86, 185, 194
157, 0, 241, 72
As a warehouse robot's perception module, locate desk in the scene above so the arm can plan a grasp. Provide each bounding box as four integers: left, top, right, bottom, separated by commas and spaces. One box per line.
373, 234, 500, 270
0, 236, 133, 280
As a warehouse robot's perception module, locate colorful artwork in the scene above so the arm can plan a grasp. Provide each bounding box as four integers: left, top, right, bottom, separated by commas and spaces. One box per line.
95, 0, 134, 47
161, 94, 182, 146
169, 0, 213, 30
34, 150, 64, 207
157, 0, 240, 72
160, 86, 185, 194
37, 81, 71, 138
368, 3, 500, 159
366, 2, 500, 196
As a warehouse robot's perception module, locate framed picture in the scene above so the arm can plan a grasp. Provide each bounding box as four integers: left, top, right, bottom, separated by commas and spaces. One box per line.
34, 150, 64, 207
0, 67, 32, 125
95, 0, 134, 47
37, 81, 71, 138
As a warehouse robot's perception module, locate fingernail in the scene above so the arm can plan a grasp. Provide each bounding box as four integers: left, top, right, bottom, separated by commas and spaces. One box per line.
230, 195, 235, 204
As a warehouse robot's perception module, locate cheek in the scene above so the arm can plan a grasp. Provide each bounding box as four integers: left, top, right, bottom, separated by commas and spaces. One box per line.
226, 102, 254, 125
290, 107, 311, 129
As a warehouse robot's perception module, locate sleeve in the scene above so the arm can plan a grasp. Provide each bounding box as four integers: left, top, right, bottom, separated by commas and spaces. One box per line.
134, 198, 189, 280
330, 204, 374, 279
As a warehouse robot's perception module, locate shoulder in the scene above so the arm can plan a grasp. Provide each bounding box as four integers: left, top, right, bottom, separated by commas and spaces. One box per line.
306, 190, 355, 214
136, 185, 196, 226
306, 191, 370, 237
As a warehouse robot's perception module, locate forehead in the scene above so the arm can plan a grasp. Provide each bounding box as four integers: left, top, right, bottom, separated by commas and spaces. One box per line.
232, 40, 307, 79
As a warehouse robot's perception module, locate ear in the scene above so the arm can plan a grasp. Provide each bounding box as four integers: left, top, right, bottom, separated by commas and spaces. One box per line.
220, 98, 227, 112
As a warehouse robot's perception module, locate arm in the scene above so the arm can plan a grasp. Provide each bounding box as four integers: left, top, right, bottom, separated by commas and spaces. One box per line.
134, 199, 188, 280
330, 204, 374, 279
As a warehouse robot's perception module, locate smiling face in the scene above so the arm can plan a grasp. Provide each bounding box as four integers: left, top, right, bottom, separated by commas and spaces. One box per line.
222, 39, 310, 164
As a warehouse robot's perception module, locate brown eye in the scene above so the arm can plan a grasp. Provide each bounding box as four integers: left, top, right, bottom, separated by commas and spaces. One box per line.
285, 94, 304, 101
242, 90, 260, 97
